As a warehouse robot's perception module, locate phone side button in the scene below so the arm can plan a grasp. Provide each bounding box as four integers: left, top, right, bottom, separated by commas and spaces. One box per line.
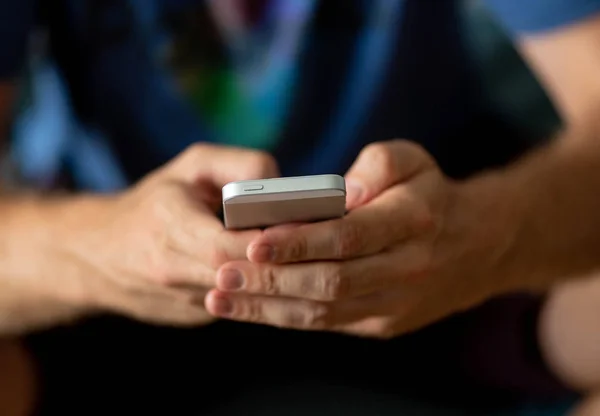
243, 185, 264, 192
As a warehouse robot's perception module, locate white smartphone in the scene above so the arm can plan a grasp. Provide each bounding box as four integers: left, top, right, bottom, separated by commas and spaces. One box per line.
222, 174, 346, 229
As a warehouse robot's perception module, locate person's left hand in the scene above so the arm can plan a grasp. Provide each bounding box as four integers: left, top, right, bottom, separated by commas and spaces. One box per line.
205, 140, 514, 338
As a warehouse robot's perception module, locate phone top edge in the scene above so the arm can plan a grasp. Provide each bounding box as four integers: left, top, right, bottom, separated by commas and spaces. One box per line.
222, 174, 345, 201
224, 189, 345, 204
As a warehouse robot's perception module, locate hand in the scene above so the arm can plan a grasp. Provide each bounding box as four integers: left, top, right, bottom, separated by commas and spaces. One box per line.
71, 144, 279, 326
205, 140, 511, 338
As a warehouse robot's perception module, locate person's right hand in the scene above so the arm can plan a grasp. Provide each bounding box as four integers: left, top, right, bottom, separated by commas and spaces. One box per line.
68, 144, 279, 326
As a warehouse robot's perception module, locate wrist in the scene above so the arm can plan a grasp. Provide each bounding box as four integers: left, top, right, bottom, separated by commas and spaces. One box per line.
449, 169, 528, 298
0, 194, 116, 333
37, 194, 119, 309
452, 129, 600, 296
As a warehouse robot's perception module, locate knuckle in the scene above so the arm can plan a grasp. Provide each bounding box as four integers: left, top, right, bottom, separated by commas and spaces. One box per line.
146, 183, 183, 221
244, 299, 263, 322
286, 233, 309, 261
177, 301, 214, 327
363, 142, 397, 178
391, 138, 424, 154
391, 138, 421, 152
174, 143, 213, 173
391, 139, 435, 166
260, 266, 279, 295
176, 143, 207, 169
407, 247, 434, 282
148, 257, 177, 287
245, 152, 278, 179
232, 297, 260, 322
369, 318, 399, 340
208, 246, 229, 269
318, 263, 350, 300
300, 302, 334, 330
410, 201, 436, 234
335, 222, 365, 258
184, 142, 209, 158
207, 243, 230, 270
375, 324, 398, 340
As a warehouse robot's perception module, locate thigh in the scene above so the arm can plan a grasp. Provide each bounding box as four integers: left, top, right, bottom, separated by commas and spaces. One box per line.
25, 318, 485, 416
540, 274, 600, 390
25, 295, 568, 415
25, 317, 264, 414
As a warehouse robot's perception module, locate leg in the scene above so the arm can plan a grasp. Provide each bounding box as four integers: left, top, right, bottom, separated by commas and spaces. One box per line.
539, 274, 600, 415
540, 275, 600, 391
23, 315, 508, 415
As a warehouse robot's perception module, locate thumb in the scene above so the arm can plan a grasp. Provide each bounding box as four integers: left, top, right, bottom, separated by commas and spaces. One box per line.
344, 140, 434, 210
163, 143, 280, 187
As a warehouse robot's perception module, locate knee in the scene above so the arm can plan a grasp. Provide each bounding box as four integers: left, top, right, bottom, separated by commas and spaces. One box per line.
570, 394, 600, 416
539, 276, 600, 391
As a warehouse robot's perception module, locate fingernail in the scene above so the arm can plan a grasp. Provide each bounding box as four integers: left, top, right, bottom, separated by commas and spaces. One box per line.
252, 244, 275, 262
212, 296, 233, 316
218, 269, 244, 291
345, 181, 363, 207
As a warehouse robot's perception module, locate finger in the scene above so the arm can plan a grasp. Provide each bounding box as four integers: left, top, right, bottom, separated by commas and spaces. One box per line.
163, 143, 280, 186
147, 251, 217, 288
341, 291, 458, 339
345, 140, 435, 209
336, 315, 418, 339
127, 294, 213, 327
205, 289, 387, 331
172, 194, 262, 269
101, 280, 213, 327
248, 185, 433, 263
209, 228, 263, 268
218, 243, 430, 301
337, 316, 400, 339
328, 287, 426, 339
172, 226, 261, 274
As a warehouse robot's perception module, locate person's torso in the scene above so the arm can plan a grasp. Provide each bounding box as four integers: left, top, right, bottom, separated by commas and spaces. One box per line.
21, 0, 493, 190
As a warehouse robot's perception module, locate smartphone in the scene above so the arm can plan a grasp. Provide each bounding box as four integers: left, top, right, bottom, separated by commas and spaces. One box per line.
222, 174, 346, 229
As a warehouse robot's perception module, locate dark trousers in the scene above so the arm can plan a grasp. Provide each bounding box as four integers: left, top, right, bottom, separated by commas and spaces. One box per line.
25, 295, 573, 415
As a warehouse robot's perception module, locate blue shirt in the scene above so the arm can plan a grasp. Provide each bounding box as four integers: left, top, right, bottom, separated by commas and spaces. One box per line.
2, 0, 600, 190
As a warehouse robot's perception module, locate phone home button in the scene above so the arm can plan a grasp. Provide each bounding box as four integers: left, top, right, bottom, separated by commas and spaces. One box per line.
243, 185, 264, 192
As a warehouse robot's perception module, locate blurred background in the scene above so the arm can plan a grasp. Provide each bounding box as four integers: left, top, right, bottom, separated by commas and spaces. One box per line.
4, 0, 561, 192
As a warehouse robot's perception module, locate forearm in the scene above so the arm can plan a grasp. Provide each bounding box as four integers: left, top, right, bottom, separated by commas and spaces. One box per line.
461, 114, 600, 293
0, 194, 110, 335
0, 81, 107, 334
